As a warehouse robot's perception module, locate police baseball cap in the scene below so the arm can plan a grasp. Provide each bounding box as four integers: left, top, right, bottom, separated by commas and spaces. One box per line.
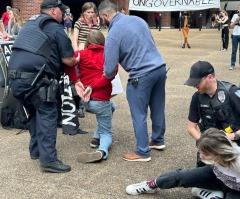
41, 0, 68, 11
184, 61, 215, 86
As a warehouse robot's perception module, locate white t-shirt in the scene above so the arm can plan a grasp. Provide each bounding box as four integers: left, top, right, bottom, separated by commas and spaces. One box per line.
213, 144, 240, 191
231, 14, 240, 36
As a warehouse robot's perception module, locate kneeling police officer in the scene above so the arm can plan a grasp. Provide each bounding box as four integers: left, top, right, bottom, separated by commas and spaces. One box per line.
8, 0, 84, 173
185, 61, 240, 167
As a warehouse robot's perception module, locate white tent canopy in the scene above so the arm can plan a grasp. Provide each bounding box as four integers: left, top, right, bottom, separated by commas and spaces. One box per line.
129, 0, 220, 11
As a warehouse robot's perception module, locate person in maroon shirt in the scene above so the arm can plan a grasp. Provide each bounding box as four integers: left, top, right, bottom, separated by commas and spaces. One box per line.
66, 30, 117, 163
1, 6, 11, 31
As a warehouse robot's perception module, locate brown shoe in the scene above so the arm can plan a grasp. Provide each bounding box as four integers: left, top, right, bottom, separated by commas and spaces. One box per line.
149, 140, 165, 150
123, 153, 151, 162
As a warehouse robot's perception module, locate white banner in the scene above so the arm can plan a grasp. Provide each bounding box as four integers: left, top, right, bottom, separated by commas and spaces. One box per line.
129, 0, 220, 11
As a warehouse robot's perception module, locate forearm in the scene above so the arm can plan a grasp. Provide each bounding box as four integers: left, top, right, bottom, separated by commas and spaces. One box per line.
187, 121, 201, 140
104, 38, 119, 78
62, 57, 78, 67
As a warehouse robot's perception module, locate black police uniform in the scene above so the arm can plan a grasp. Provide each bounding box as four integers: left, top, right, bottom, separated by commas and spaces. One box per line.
188, 81, 240, 166
8, 14, 74, 165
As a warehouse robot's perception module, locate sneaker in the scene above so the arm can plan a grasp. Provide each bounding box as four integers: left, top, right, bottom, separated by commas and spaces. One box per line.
77, 151, 103, 163
90, 138, 100, 148
187, 44, 191, 49
123, 153, 151, 162
126, 181, 157, 196
40, 159, 71, 173
229, 65, 235, 70
221, 48, 226, 51
191, 188, 224, 199
149, 140, 165, 150
182, 44, 185, 48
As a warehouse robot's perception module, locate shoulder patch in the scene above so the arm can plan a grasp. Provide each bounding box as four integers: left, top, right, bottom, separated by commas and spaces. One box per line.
234, 90, 240, 98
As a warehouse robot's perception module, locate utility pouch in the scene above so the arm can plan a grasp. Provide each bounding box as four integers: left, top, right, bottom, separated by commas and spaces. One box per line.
38, 86, 47, 101
46, 79, 58, 102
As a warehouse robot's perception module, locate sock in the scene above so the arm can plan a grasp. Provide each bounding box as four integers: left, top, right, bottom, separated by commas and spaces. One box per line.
146, 179, 157, 189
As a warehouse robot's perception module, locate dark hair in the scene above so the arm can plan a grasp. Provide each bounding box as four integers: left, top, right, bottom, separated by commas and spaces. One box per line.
98, 0, 117, 15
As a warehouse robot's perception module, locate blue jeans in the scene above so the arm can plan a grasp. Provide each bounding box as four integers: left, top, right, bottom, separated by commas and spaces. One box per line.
231, 35, 240, 66
156, 166, 240, 199
126, 65, 166, 158
82, 100, 115, 159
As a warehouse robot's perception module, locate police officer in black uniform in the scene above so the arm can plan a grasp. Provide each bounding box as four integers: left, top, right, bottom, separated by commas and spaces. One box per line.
185, 61, 240, 167
8, 0, 85, 173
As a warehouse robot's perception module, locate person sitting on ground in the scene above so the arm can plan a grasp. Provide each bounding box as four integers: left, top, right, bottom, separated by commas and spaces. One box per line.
126, 128, 240, 199
65, 30, 117, 163
2, 8, 23, 41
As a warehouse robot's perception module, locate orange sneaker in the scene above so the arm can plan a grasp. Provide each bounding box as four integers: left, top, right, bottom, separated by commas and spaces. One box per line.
149, 140, 165, 150
123, 153, 151, 162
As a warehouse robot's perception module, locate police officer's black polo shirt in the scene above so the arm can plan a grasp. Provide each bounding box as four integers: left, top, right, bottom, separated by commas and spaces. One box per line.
188, 83, 240, 124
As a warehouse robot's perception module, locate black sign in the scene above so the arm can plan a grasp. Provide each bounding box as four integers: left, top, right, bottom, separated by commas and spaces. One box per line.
1, 42, 13, 67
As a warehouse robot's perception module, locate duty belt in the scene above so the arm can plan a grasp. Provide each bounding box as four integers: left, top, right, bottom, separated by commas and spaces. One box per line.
8, 70, 37, 79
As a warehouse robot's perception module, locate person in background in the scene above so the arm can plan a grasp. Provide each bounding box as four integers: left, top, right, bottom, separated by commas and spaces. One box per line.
2, 8, 23, 41
126, 128, 240, 199
216, 10, 229, 52
229, 4, 240, 70
8, 0, 83, 173
63, 7, 73, 36
72, 2, 100, 51
154, 12, 160, 29
199, 12, 202, 31
181, 11, 191, 48
211, 13, 216, 28
66, 30, 117, 163
1, 6, 11, 31
98, 0, 166, 162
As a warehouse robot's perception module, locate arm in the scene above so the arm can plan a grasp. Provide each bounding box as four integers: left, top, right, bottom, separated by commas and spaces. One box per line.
230, 15, 239, 29
227, 88, 240, 140
104, 37, 119, 79
72, 28, 79, 51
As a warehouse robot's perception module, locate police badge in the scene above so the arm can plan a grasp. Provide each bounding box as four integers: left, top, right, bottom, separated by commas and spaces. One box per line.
218, 91, 225, 103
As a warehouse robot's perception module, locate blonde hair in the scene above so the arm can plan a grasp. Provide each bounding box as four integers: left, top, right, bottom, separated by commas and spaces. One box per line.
196, 128, 239, 168
10, 8, 23, 26
84, 30, 105, 48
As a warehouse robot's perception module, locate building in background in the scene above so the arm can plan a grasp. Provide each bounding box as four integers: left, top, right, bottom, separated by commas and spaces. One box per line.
0, 0, 239, 29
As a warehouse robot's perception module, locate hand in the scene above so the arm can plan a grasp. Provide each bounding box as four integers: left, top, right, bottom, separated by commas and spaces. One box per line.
83, 86, 92, 103
75, 81, 85, 99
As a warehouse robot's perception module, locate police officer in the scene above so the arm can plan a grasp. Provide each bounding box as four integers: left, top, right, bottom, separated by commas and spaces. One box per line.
8, 0, 84, 173
184, 61, 240, 198
185, 61, 240, 164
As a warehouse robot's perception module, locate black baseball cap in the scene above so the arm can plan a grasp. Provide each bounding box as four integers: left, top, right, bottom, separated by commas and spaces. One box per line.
184, 61, 215, 86
40, 0, 68, 11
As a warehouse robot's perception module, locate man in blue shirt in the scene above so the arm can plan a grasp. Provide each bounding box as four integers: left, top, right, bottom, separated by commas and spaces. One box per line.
98, 0, 167, 162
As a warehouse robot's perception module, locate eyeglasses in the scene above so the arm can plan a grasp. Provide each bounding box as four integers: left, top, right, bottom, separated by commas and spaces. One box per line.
46, 0, 62, 8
